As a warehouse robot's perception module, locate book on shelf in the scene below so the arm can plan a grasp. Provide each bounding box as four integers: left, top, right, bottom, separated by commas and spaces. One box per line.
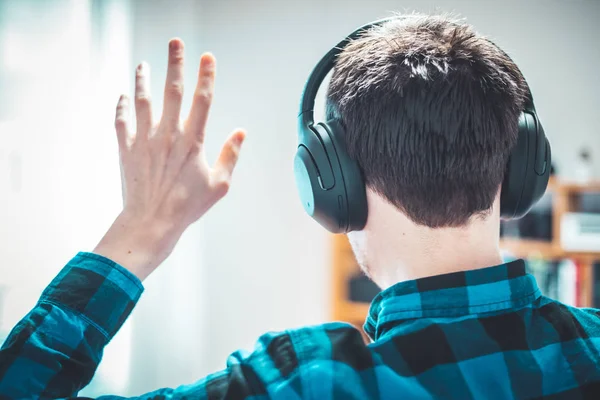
593, 262, 600, 309
502, 252, 582, 307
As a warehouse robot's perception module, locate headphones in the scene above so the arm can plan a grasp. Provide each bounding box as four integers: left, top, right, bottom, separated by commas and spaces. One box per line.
294, 18, 551, 233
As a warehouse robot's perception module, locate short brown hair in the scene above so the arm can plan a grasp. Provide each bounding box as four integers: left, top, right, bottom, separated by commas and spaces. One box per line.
326, 14, 527, 228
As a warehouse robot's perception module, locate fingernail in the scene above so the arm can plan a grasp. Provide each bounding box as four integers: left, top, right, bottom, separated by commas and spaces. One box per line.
137, 62, 145, 72
236, 132, 246, 145
170, 39, 183, 51
201, 53, 215, 68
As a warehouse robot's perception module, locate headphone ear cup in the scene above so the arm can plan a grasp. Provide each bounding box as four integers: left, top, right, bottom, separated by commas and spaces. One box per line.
294, 144, 344, 231
293, 121, 367, 233
323, 120, 368, 231
501, 111, 551, 219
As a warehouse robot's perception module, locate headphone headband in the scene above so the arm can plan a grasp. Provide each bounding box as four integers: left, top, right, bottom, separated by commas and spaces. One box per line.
298, 18, 395, 131
298, 18, 537, 129
482, 38, 536, 113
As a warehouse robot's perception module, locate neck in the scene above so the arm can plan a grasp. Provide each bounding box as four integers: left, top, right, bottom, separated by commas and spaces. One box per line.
349, 192, 503, 289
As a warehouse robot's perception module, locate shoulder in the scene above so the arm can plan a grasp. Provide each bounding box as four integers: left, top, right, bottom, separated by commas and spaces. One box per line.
226, 323, 376, 398
232, 322, 372, 371
535, 296, 600, 338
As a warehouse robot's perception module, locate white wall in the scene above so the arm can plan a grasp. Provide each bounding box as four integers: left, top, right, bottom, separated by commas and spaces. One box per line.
0, 0, 136, 395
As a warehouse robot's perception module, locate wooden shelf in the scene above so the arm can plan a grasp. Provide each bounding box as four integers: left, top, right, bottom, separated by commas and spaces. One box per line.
339, 301, 370, 324
556, 181, 600, 193
499, 238, 558, 259
546, 176, 558, 191
500, 239, 600, 262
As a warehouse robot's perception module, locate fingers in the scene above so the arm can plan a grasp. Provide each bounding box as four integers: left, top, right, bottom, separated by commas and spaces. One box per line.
162, 38, 185, 127
186, 53, 216, 144
115, 95, 131, 150
212, 129, 246, 188
135, 62, 152, 139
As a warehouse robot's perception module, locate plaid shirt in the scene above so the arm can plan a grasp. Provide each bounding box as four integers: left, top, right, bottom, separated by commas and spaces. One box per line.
1, 252, 600, 399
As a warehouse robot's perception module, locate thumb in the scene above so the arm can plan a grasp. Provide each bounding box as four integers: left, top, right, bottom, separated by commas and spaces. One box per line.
212, 129, 246, 186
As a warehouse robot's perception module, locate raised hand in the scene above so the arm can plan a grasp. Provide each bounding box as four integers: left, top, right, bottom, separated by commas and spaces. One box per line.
94, 39, 245, 280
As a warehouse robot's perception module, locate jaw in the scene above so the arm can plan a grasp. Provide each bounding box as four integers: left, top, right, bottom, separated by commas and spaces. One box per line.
347, 230, 372, 279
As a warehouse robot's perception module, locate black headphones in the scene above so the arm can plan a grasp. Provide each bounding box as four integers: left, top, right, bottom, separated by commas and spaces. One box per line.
294, 18, 551, 233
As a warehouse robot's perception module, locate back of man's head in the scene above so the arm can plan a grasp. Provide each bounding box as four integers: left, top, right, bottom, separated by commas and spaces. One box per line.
326, 14, 528, 228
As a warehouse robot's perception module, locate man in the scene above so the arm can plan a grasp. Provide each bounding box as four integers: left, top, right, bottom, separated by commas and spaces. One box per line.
1, 14, 599, 399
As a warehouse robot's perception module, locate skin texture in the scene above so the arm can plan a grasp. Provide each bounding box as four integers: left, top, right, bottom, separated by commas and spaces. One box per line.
348, 188, 504, 289
93, 39, 245, 281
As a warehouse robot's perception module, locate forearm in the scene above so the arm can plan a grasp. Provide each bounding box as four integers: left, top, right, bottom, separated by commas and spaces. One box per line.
93, 212, 184, 281
0, 253, 143, 399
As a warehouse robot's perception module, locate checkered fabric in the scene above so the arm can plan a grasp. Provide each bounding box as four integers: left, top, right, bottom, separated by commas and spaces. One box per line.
1, 253, 599, 399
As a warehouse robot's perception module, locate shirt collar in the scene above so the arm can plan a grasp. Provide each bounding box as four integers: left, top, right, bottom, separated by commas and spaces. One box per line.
364, 259, 542, 341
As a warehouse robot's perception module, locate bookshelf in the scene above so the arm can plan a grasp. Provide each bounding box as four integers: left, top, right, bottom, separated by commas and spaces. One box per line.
331, 178, 600, 327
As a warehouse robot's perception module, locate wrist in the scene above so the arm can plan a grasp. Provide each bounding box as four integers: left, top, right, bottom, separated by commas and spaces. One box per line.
93, 212, 183, 281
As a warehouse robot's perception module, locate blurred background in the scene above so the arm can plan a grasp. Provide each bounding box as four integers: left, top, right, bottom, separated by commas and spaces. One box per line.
0, 0, 599, 397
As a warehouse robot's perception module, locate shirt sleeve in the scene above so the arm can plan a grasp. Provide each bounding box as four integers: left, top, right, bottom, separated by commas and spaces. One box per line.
0, 252, 272, 400
0, 251, 368, 400
0, 252, 144, 399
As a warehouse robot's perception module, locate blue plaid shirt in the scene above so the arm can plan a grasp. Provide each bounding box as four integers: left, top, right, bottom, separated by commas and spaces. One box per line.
1, 252, 599, 399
